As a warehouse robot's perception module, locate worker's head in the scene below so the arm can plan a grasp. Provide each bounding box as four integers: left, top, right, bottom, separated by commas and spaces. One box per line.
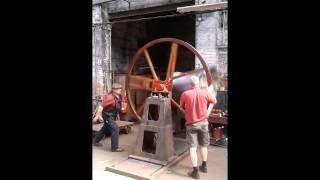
111, 83, 122, 95
190, 75, 199, 87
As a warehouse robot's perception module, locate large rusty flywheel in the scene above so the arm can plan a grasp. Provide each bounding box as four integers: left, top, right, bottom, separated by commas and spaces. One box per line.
126, 38, 213, 122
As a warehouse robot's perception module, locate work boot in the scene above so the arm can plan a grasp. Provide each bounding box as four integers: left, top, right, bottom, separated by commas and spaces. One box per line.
199, 164, 207, 173
111, 147, 124, 152
187, 170, 200, 179
93, 142, 103, 147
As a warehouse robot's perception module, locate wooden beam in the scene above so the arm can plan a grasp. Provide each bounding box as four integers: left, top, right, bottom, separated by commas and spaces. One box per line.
93, 0, 116, 5
177, 2, 227, 13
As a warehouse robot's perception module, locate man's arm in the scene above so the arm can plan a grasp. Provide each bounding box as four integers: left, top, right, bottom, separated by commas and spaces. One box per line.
207, 84, 217, 116
93, 105, 103, 123
93, 95, 114, 123
101, 95, 114, 108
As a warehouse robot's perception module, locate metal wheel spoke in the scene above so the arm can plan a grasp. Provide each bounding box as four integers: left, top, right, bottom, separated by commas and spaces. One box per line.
136, 102, 145, 115
171, 68, 204, 80
144, 50, 158, 80
128, 83, 153, 91
166, 43, 178, 81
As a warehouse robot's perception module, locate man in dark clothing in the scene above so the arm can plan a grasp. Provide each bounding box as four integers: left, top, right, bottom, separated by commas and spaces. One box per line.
92, 83, 124, 152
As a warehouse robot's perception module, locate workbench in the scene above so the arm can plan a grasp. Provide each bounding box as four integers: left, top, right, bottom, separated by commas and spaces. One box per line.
208, 113, 228, 125
208, 113, 228, 147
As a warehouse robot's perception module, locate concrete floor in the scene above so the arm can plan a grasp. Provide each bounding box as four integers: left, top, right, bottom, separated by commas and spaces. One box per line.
93, 124, 227, 180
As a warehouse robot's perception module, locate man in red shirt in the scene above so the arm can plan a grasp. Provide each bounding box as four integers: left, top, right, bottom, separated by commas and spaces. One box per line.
180, 75, 216, 179
93, 83, 124, 152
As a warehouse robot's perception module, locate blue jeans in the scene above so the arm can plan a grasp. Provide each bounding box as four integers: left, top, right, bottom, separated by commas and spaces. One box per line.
93, 116, 119, 150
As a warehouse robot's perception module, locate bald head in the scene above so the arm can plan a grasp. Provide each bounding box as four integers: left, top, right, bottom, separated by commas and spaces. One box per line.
190, 75, 199, 87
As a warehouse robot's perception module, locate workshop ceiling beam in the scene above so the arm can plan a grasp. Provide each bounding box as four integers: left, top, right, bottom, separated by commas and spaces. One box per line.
177, 2, 227, 13
93, 0, 117, 5
108, 1, 193, 21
